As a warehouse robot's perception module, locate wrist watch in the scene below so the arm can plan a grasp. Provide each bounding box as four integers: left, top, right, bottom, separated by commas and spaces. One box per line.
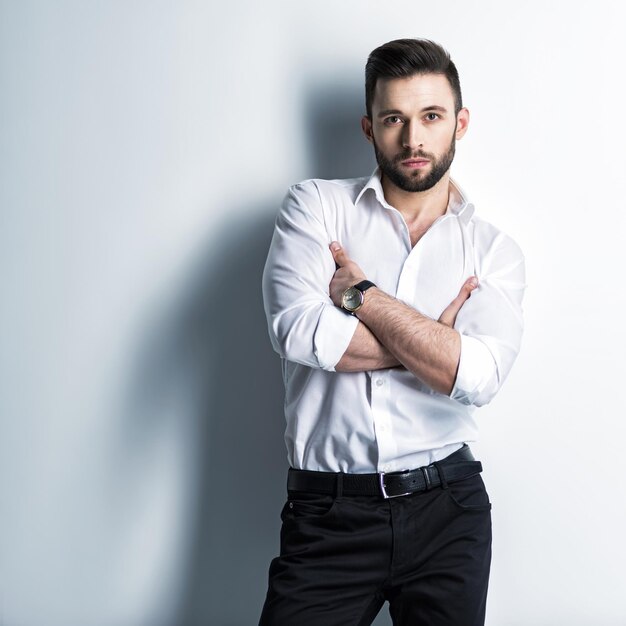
341, 280, 376, 315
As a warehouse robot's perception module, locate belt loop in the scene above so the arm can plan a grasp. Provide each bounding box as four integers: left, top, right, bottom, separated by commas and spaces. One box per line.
335, 473, 344, 497
433, 462, 448, 489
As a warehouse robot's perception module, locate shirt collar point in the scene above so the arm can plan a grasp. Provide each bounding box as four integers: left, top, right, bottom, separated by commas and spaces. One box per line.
447, 178, 474, 224
355, 166, 384, 206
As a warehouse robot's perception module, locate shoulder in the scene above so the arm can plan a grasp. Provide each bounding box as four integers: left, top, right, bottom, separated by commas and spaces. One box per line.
470, 214, 524, 260
286, 175, 370, 206
469, 214, 525, 283
277, 176, 368, 229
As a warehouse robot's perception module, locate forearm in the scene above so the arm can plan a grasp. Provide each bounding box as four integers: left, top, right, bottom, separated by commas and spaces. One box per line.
335, 321, 401, 372
356, 288, 460, 394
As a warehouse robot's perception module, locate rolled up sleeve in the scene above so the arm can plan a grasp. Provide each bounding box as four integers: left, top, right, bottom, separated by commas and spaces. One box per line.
450, 231, 526, 407
262, 182, 359, 371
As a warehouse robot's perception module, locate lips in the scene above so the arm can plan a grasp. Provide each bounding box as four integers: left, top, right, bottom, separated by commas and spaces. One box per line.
401, 159, 430, 168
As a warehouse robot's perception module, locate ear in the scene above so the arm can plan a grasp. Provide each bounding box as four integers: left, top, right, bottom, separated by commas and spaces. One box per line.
361, 115, 374, 143
455, 107, 470, 140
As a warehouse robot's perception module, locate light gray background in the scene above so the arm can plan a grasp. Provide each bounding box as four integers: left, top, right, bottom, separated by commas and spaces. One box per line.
2, 1, 625, 625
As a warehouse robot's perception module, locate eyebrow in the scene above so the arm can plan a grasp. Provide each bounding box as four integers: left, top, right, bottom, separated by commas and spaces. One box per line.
377, 105, 449, 118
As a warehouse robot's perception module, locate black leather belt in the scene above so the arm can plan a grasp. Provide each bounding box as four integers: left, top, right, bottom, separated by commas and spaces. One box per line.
287, 444, 482, 499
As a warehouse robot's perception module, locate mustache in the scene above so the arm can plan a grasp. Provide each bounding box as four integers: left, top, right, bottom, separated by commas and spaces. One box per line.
393, 150, 434, 163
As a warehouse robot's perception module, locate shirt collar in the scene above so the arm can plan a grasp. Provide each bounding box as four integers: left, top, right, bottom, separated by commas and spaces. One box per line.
355, 166, 475, 225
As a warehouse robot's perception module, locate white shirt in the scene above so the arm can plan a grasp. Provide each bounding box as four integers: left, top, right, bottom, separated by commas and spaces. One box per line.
262, 168, 526, 473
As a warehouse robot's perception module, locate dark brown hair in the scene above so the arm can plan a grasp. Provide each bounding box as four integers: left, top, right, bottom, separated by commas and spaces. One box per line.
365, 38, 462, 117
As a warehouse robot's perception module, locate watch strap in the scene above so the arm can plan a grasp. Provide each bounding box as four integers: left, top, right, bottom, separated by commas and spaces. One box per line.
353, 280, 376, 294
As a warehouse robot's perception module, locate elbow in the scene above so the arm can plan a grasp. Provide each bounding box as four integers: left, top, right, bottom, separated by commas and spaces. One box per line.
451, 372, 500, 407
269, 320, 314, 366
450, 336, 502, 407
463, 386, 498, 408
267, 314, 337, 371
473, 390, 496, 407
265, 300, 359, 372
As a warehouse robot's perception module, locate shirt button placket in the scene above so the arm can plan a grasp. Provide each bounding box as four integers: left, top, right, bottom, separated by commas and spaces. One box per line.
371, 372, 396, 470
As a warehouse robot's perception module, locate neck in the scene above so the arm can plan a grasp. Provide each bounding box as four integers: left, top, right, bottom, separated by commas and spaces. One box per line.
381, 171, 451, 226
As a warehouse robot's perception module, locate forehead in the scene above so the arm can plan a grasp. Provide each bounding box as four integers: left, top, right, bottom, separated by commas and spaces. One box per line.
372, 73, 455, 113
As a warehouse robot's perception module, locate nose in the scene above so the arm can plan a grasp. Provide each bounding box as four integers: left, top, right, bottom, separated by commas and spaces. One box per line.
401, 120, 423, 150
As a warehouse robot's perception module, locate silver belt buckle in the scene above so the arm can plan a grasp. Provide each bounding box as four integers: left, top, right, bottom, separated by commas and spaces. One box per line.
378, 471, 411, 499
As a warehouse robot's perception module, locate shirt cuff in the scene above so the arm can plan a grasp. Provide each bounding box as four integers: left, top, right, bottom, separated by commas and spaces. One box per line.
313, 304, 360, 371
450, 333, 498, 406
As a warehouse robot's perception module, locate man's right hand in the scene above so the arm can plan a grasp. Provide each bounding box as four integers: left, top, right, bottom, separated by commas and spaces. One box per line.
438, 277, 478, 328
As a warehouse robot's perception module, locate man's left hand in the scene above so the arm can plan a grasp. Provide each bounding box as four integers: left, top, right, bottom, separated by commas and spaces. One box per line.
329, 241, 366, 307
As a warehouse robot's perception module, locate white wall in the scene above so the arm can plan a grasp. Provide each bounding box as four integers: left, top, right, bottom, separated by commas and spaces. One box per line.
1, 1, 625, 624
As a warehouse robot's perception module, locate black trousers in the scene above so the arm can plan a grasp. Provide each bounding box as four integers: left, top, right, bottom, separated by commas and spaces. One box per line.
259, 448, 492, 626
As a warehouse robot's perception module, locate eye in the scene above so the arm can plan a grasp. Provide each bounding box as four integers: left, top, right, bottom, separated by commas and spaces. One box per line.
425, 112, 440, 121
384, 116, 403, 126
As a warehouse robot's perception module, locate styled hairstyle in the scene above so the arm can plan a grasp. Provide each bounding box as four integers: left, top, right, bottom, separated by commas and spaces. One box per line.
365, 38, 462, 118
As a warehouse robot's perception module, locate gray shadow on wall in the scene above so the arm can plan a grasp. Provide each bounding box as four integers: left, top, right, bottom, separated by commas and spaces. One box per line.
154, 79, 388, 625
304, 78, 377, 180
158, 209, 288, 626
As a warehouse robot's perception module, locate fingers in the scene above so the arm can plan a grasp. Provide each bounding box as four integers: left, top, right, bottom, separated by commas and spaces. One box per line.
438, 276, 479, 328
458, 276, 478, 298
329, 241, 349, 267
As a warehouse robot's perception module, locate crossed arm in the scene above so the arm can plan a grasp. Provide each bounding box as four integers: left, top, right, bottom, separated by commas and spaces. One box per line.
263, 183, 525, 407
328, 241, 478, 395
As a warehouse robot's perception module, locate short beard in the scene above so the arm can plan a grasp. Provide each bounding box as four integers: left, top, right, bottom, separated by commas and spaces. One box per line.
374, 133, 456, 193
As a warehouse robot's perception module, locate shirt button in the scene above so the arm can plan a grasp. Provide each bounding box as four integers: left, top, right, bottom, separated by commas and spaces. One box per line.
375, 378, 385, 387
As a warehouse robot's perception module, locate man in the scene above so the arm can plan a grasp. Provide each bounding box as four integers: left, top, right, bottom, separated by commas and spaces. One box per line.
259, 38, 525, 626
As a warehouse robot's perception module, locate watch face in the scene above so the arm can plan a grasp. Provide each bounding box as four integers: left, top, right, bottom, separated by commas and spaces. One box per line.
342, 287, 363, 311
